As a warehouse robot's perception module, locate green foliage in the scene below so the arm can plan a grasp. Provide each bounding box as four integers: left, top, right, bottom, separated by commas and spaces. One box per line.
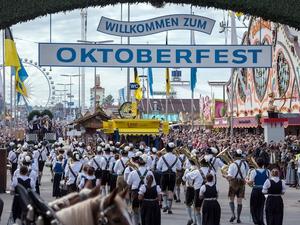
0, 1, 300, 29
41, 109, 53, 119
27, 110, 40, 122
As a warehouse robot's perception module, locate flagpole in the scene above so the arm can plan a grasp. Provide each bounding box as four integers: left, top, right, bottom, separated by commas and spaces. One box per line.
10, 67, 13, 136
146, 71, 150, 115
190, 5, 194, 132
2, 30, 5, 119
126, 3, 131, 102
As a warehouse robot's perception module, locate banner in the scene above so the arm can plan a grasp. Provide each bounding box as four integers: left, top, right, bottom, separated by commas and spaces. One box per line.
97, 14, 215, 37
39, 43, 272, 68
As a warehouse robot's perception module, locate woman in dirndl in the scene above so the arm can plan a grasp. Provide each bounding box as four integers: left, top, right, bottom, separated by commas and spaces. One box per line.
285, 153, 296, 186
138, 175, 162, 225
52, 154, 64, 198
200, 173, 221, 225
262, 169, 286, 225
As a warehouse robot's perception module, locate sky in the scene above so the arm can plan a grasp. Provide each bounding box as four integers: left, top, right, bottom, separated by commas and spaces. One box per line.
0, 3, 248, 108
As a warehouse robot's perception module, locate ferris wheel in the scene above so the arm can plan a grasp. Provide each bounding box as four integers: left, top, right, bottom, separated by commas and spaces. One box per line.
20, 58, 55, 107
0, 59, 55, 109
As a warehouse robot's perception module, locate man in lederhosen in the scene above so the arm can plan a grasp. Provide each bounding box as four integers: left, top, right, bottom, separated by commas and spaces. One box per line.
90, 146, 103, 185
227, 149, 249, 223
33, 142, 48, 184
100, 144, 115, 195
127, 154, 154, 225
7, 144, 21, 179
157, 142, 181, 214
150, 147, 161, 185
175, 149, 186, 203
114, 146, 130, 192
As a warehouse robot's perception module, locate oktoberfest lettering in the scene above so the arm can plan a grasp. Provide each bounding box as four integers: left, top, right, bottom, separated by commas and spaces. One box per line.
38, 43, 272, 68
97, 14, 216, 37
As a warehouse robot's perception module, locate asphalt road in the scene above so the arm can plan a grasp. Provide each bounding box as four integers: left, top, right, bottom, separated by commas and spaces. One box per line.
1, 169, 300, 225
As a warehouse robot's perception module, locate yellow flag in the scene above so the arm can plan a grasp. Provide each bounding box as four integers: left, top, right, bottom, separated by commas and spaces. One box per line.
4, 28, 20, 68
131, 102, 138, 118
166, 67, 170, 96
134, 68, 143, 101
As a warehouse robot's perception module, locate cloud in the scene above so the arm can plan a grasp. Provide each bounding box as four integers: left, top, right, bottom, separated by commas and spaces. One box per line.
0, 3, 248, 107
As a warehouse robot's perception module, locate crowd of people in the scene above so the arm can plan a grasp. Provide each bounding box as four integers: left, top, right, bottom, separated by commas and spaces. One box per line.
3, 128, 300, 225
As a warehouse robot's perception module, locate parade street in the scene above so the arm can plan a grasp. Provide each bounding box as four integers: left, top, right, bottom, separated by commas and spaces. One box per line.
1, 169, 300, 225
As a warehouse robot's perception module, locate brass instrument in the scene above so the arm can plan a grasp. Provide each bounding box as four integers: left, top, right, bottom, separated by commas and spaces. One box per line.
179, 147, 201, 167
216, 147, 233, 177
157, 148, 166, 157
245, 155, 259, 186
125, 159, 139, 170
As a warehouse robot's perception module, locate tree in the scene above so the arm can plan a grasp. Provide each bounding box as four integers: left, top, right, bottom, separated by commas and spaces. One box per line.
102, 95, 114, 106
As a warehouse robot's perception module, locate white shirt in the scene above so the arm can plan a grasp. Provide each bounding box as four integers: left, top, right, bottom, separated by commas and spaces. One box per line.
100, 154, 115, 171
64, 161, 83, 185
209, 157, 225, 172
33, 148, 48, 161
228, 159, 249, 179
186, 167, 215, 190
157, 153, 181, 173
114, 157, 129, 175
150, 155, 159, 171
199, 181, 217, 197
262, 177, 286, 194
12, 175, 35, 190
178, 154, 187, 169
78, 175, 97, 190
182, 166, 197, 187
128, 151, 135, 159
90, 155, 103, 171
124, 166, 135, 182
127, 166, 155, 190
8, 151, 19, 163
11, 168, 37, 191
138, 184, 162, 196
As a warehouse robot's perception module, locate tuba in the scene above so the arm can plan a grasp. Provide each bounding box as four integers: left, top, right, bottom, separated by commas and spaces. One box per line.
125, 159, 139, 170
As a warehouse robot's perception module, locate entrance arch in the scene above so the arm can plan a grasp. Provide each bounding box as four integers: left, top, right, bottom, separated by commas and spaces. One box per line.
0, 1, 299, 29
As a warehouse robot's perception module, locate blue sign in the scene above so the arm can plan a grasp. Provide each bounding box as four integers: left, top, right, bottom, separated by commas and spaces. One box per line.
97, 14, 216, 37
130, 83, 140, 90
39, 43, 272, 68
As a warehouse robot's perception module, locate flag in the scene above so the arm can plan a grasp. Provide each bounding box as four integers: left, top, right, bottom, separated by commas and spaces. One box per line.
4, 28, 20, 68
131, 101, 138, 118
4, 27, 28, 101
165, 32, 171, 96
134, 67, 143, 101
148, 68, 154, 96
190, 30, 197, 92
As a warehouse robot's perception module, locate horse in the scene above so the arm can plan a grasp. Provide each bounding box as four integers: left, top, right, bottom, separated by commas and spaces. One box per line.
55, 189, 132, 225
49, 185, 100, 211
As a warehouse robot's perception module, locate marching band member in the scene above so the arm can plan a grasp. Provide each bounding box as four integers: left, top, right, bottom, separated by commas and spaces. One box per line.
206, 147, 225, 174
52, 154, 64, 198
100, 144, 115, 195
247, 157, 270, 225
157, 142, 181, 214
227, 149, 249, 223
138, 174, 162, 225
115, 146, 130, 192
64, 151, 83, 193
33, 142, 48, 184
199, 173, 221, 225
7, 145, 21, 178
151, 148, 162, 185
90, 146, 103, 184
186, 156, 215, 225
11, 165, 36, 222
182, 159, 197, 225
110, 150, 120, 192
175, 150, 187, 203
262, 169, 286, 225
127, 154, 154, 225
78, 166, 97, 190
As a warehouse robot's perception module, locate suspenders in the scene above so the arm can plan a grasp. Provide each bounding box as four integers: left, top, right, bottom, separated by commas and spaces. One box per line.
104, 156, 112, 170
136, 169, 148, 189
162, 156, 178, 173
234, 161, 246, 180
93, 158, 101, 170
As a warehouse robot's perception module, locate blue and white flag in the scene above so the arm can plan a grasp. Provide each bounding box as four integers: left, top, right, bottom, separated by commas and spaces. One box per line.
190, 30, 197, 92
148, 68, 154, 96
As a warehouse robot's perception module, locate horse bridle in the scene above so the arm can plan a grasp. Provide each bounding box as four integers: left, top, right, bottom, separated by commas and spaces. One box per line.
98, 197, 117, 225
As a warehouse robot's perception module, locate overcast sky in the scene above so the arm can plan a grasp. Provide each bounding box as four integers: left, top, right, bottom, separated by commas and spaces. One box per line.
0, 3, 248, 107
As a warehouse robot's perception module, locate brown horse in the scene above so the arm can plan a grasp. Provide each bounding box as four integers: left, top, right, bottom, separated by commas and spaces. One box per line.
55, 189, 132, 225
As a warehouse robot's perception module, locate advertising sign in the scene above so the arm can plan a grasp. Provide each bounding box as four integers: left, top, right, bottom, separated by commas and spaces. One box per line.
39, 43, 272, 68
97, 14, 215, 37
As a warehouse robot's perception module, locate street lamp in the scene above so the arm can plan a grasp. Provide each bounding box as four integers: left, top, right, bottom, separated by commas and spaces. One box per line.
77, 39, 114, 111
60, 74, 80, 118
